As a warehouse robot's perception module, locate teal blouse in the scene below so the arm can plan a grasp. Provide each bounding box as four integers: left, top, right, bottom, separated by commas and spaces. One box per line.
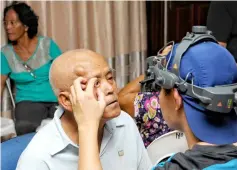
1, 36, 62, 103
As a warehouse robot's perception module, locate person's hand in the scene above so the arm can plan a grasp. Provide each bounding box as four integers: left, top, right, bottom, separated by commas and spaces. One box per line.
69, 77, 106, 129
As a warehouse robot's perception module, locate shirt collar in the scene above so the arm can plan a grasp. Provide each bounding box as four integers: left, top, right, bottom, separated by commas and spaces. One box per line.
49, 106, 126, 156
105, 111, 126, 133
50, 106, 78, 156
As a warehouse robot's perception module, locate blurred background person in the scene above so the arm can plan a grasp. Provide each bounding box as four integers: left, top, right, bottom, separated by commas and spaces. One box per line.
207, 1, 237, 62
1, 1, 62, 135
118, 45, 172, 147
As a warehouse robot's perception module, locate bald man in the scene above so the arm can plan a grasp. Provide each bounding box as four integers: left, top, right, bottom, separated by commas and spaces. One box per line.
16, 49, 152, 170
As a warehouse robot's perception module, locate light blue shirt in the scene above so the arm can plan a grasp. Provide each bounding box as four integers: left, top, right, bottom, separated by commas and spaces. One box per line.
16, 107, 152, 170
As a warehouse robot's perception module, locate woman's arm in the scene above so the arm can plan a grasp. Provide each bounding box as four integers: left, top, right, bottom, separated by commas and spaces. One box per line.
118, 75, 144, 117
1, 52, 11, 100
79, 122, 102, 170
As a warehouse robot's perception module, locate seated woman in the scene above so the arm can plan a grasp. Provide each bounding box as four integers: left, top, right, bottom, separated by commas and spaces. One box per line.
118, 45, 172, 147
1, 2, 62, 135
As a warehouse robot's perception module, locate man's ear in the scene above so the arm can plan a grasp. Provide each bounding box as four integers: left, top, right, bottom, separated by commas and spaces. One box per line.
58, 91, 73, 112
173, 88, 183, 111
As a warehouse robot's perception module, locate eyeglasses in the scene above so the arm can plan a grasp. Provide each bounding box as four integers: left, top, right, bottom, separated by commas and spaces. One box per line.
22, 63, 36, 78
3, 20, 20, 28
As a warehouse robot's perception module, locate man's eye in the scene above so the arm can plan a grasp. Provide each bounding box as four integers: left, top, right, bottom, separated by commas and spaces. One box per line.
108, 76, 114, 80
94, 80, 100, 87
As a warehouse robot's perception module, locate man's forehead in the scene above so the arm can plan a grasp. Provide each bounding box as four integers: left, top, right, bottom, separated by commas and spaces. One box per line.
74, 62, 112, 78
85, 67, 113, 79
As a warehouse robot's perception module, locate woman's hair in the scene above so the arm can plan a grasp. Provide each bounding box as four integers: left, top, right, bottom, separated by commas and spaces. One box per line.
3, 1, 39, 39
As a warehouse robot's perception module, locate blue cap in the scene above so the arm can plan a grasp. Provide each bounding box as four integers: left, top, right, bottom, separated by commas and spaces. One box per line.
167, 42, 237, 144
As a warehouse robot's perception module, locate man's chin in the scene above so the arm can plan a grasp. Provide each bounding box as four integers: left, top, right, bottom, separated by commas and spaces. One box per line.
102, 108, 121, 121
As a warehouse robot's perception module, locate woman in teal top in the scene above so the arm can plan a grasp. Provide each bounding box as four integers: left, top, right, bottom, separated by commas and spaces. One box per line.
1, 2, 62, 135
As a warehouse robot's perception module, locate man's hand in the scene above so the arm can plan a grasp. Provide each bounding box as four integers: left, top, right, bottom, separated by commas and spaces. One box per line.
69, 77, 104, 170
69, 77, 106, 129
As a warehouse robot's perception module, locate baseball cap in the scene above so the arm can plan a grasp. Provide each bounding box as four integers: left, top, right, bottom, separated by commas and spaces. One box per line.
166, 41, 237, 144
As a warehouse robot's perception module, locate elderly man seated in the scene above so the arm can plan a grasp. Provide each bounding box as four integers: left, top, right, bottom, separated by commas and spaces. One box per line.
16, 49, 152, 170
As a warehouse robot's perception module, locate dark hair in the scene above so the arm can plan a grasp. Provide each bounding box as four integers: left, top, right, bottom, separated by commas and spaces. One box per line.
3, 1, 39, 41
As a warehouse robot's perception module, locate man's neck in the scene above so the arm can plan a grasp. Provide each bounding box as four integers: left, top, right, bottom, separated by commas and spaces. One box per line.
61, 111, 106, 147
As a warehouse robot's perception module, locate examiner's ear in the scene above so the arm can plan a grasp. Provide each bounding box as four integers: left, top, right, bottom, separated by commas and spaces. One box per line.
173, 88, 183, 111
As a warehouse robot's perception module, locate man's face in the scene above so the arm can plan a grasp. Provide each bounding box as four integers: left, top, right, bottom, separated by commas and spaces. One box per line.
80, 58, 121, 121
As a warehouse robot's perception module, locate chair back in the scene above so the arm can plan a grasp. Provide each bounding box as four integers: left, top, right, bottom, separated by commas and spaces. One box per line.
1, 133, 35, 170
147, 130, 188, 165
